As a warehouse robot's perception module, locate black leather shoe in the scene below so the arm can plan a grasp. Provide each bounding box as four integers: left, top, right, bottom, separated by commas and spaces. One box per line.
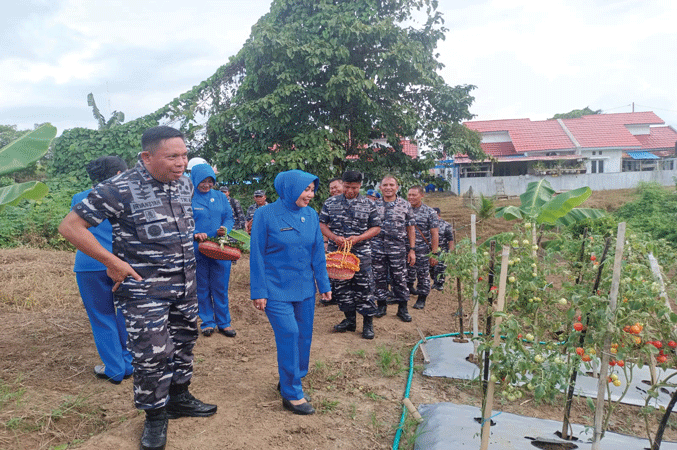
166, 391, 217, 419
140, 412, 168, 450
93, 365, 124, 385
396, 304, 412, 322
202, 327, 214, 337
277, 382, 311, 402
432, 282, 444, 291
333, 318, 356, 332
218, 327, 236, 337
282, 398, 315, 415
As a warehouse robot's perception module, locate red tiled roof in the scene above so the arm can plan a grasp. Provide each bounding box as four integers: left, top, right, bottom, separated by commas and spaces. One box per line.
483, 141, 517, 156
633, 126, 677, 150
464, 112, 677, 156
400, 139, 418, 158
466, 118, 573, 153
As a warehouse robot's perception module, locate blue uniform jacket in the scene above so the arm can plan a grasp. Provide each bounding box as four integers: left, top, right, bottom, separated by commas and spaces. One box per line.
71, 188, 112, 272
250, 170, 330, 301
190, 164, 234, 238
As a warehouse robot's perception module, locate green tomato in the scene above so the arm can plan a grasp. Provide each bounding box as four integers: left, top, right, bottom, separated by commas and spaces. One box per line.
524, 222, 532, 229
525, 333, 534, 342
558, 298, 568, 305
522, 239, 530, 246
508, 276, 516, 283
534, 354, 544, 363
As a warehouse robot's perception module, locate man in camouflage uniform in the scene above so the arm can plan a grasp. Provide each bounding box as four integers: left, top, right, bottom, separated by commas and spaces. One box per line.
59, 126, 216, 450
220, 185, 245, 230
407, 185, 440, 310
320, 170, 381, 339
245, 189, 268, 234
372, 175, 416, 322
431, 207, 454, 291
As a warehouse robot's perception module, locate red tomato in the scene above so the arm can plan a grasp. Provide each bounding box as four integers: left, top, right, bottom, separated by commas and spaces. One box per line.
609, 360, 616, 366
617, 360, 625, 367
573, 323, 584, 332
669, 341, 677, 349
576, 347, 585, 356
581, 354, 592, 362
590, 255, 596, 261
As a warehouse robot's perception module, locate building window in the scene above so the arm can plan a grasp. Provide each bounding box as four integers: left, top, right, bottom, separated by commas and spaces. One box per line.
591, 160, 604, 174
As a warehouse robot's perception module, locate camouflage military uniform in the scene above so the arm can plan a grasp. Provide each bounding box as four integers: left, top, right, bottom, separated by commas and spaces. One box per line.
372, 197, 415, 304
229, 197, 246, 230
407, 203, 439, 296
319, 195, 381, 316
246, 202, 267, 223
73, 160, 198, 410
432, 219, 454, 289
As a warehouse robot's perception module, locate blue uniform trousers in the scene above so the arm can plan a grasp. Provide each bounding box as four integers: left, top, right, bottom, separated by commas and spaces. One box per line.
265, 297, 314, 401
76, 271, 133, 382
195, 251, 232, 330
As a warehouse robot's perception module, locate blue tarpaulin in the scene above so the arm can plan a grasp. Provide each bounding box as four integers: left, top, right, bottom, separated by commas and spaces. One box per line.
627, 151, 659, 160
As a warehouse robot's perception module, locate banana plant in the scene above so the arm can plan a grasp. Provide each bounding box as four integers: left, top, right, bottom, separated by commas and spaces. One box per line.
495, 179, 605, 226
0, 123, 56, 213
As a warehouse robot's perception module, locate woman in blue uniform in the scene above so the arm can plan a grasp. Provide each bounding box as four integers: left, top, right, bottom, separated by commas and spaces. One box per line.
250, 170, 331, 415
190, 163, 235, 337
72, 155, 133, 384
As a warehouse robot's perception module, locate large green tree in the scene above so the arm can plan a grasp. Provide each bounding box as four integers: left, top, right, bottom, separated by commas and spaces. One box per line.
204, 0, 483, 195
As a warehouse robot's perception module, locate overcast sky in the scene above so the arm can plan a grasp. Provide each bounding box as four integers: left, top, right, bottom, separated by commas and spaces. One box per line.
2, 0, 676, 136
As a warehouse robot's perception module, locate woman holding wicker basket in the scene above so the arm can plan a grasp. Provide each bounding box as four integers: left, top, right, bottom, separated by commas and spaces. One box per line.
250, 170, 331, 415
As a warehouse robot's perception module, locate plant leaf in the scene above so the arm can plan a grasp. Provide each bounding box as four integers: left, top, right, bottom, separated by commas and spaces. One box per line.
0, 181, 49, 212
555, 208, 607, 226
520, 179, 555, 217
495, 205, 524, 221
0, 124, 57, 176
537, 187, 592, 224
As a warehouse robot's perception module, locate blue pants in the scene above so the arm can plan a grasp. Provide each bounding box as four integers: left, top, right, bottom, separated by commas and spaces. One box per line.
76, 271, 133, 382
195, 252, 232, 330
265, 297, 315, 401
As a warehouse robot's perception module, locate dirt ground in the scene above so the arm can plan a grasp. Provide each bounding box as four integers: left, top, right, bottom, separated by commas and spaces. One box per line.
2, 188, 675, 450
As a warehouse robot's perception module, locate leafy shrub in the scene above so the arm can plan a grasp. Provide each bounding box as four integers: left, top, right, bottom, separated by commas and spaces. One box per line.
614, 182, 677, 247
0, 178, 80, 249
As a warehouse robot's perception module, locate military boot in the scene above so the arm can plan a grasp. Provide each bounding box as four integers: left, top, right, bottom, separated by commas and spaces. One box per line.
334, 311, 357, 332
374, 301, 387, 318
412, 294, 427, 310
362, 315, 375, 340
140, 407, 168, 450
396, 302, 412, 322
408, 283, 420, 296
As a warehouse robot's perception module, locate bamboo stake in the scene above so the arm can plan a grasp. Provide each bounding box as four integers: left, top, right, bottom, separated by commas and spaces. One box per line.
480, 245, 510, 450
592, 222, 626, 449
481, 241, 497, 401
472, 214, 479, 355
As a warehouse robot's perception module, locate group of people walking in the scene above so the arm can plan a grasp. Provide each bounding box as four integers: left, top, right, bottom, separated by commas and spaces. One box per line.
58, 125, 454, 450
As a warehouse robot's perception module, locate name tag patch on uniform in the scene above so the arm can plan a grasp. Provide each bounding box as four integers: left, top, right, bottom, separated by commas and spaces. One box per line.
280, 227, 294, 231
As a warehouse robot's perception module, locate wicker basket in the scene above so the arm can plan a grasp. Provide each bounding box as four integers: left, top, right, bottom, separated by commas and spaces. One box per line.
326, 242, 360, 280
198, 241, 242, 261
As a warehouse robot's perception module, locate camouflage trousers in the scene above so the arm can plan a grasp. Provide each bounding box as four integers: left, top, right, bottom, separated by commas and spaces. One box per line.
431, 260, 447, 284
407, 246, 431, 296
117, 295, 199, 410
372, 246, 409, 304
332, 265, 377, 316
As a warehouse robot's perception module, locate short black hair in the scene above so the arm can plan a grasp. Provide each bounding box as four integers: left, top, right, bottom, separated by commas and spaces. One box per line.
342, 170, 363, 183
409, 185, 425, 195
329, 177, 342, 185
141, 126, 184, 154
86, 156, 128, 183
433, 207, 441, 214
